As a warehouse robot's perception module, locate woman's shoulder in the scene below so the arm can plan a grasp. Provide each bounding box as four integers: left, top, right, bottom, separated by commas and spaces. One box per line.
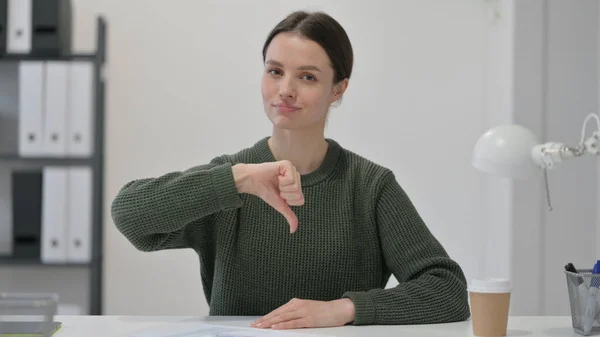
334, 141, 410, 202
209, 137, 270, 165
333, 140, 395, 184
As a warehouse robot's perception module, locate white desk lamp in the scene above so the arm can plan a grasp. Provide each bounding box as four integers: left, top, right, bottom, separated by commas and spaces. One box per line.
472, 113, 600, 210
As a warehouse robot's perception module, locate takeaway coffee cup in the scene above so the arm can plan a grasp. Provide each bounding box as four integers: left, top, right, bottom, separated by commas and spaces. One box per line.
468, 278, 512, 337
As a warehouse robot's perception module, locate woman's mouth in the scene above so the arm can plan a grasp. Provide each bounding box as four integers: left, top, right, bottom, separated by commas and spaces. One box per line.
274, 104, 300, 113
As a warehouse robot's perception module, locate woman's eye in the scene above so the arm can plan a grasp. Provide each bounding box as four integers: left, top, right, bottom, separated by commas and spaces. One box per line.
302, 74, 316, 81
268, 69, 282, 76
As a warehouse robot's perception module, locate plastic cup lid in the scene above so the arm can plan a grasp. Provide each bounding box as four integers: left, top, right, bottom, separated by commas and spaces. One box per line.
468, 278, 512, 293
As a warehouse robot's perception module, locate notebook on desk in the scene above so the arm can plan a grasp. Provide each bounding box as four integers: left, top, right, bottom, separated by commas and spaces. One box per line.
0, 321, 62, 337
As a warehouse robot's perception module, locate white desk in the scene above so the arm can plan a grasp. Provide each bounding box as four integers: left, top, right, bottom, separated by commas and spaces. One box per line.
50, 315, 578, 337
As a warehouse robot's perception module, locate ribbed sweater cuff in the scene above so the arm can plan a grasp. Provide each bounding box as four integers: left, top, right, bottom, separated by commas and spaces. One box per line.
209, 164, 243, 210
342, 291, 376, 325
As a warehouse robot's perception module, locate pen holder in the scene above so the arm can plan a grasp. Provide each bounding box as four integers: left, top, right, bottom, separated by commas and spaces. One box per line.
566, 270, 600, 336
0, 292, 59, 337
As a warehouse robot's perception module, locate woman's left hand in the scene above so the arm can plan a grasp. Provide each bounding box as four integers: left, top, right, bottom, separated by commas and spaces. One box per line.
250, 298, 355, 330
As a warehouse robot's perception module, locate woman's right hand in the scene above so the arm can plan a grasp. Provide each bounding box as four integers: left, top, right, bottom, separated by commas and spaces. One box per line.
232, 161, 304, 233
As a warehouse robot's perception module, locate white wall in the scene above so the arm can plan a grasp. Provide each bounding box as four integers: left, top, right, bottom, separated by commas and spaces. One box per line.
60, 0, 599, 316
541, 0, 598, 315
511, 0, 545, 316
481, 0, 515, 288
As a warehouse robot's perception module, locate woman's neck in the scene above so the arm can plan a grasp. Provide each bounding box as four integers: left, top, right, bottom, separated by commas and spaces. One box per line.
268, 127, 329, 175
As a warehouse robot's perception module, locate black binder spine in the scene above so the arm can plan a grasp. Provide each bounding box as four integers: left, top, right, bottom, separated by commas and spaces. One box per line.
11, 170, 43, 259
0, 0, 7, 54
31, 0, 71, 56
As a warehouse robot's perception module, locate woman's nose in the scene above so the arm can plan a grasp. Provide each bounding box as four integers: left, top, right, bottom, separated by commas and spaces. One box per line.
279, 78, 296, 98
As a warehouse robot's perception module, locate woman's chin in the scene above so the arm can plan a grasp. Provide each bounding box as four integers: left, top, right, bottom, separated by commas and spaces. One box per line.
268, 115, 300, 129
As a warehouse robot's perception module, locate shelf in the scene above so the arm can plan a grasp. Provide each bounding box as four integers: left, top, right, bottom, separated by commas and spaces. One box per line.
0, 256, 99, 268
0, 155, 96, 165
0, 53, 98, 62
0, 15, 108, 315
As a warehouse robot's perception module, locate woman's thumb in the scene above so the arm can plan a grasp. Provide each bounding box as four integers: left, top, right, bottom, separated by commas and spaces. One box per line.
275, 198, 299, 233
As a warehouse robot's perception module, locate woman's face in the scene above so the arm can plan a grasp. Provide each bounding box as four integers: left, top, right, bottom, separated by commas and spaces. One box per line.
261, 32, 344, 131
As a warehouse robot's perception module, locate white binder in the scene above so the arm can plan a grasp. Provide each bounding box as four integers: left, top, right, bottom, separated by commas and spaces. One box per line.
43, 62, 69, 156
7, 0, 31, 54
41, 167, 68, 263
68, 61, 94, 157
67, 167, 92, 263
18, 62, 44, 156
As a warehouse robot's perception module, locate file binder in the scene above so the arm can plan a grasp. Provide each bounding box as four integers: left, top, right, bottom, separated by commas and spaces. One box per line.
43, 61, 68, 157
18, 61, 44, 157
7, 0, 31, 54
32, 0, 72, 56
0, 0, 8, 54
67, 166, 92, 263
67, 61, 94, 157
11, 170, 42, 258
41, 167, 67, 263
0, 166, 11, 256
0, 62, 19, 154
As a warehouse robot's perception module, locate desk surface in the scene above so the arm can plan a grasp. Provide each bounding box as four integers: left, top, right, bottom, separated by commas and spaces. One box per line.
50, 315, 577, 337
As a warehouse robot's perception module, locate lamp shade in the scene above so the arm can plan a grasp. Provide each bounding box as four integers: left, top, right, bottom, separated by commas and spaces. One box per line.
472, 124, 541, 179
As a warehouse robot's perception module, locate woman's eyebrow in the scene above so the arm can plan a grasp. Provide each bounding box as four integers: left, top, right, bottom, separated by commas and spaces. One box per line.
266, 59, 322, 72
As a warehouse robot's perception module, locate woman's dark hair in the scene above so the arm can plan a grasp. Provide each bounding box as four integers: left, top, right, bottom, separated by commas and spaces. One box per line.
262, 10, 353, 84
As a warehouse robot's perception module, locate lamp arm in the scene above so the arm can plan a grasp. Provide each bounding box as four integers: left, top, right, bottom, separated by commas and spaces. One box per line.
532, 113, 600, 170
580, 113, 600, 149
530, 113, 600, 211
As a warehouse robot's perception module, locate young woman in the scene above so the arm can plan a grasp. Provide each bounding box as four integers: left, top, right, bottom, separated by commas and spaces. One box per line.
111, 10, 470, 330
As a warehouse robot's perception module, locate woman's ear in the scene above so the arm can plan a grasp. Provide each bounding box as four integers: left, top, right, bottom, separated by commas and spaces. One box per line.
331, 78, 349, 104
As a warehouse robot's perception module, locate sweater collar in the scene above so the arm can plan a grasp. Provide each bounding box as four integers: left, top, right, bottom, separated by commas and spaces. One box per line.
253, 137, 342, 187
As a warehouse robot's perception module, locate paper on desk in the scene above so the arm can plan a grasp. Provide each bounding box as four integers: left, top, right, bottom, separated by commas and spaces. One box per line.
127, 321, 329, 337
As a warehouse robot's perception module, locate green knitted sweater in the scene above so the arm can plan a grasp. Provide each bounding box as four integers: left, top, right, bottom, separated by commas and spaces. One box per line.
111, 137, 470, 325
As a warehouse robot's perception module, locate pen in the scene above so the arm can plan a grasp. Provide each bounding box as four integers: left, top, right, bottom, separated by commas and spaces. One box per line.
565, 263, 588, 291
565, 263, 583, 283
583, 260, 600, 334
